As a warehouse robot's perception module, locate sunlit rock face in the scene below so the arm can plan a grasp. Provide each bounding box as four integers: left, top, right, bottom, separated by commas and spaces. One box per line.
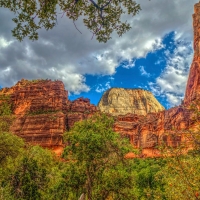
0, 79, 96, 151
184, 3, 200, 106
114, 106, 195, 157
98, 88, 165, 116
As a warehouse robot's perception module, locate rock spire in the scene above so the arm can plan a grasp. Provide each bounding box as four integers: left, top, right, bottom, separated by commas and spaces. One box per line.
184, 2, 200, 106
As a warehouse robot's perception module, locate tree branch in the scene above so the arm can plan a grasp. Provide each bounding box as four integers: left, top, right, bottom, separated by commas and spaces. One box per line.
88, 0, 100, 9
101, 0, 112, 9
73, 20, 82, 34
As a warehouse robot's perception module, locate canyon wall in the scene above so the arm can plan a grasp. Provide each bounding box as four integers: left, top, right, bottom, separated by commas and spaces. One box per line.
184, 3, 200, 106
114, 105, 195, 157
0, 79, 96, 152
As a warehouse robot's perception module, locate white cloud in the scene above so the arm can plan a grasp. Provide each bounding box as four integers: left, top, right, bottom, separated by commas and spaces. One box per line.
95, 82, 111, 93
0, 0, 197, 94
0, 37, 13, 48
139, 66, 150, 77
166, 93, 183, 107
149, 34, 193, 107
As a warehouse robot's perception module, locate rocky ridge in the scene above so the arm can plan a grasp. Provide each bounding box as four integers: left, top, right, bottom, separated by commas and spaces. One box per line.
98, 88, 164, 116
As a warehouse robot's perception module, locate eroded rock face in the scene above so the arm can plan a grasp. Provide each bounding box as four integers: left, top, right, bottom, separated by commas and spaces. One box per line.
12, 79, 68, 115
114, 106, 195, 157
98, 88, 165, 116
10, 113, 65, 147
66, 97, 96, 130
184, 3, 200, 106
0, 79, 96, 150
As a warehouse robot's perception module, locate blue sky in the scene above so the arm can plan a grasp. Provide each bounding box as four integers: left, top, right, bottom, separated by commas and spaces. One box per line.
69, 32, 192, 109
0, 0, 196, 109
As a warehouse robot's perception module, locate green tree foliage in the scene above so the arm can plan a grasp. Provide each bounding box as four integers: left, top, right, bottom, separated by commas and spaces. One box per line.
0, 132, 24, 200
0, 115, 15, 132
0, 101, 12, 116
158, 128, 200, 199
10, 156, 48, 200
0, 144, 64, 200
158, 102, 200, 200
0, 132, 24, 165
0, 95, 12, 115
130, 158, 166, 200
2, 112, 200, 199
0, 0, 140, 43
0, 95, 14, 132
161, 154, 200, 200
62, 114, 135, 199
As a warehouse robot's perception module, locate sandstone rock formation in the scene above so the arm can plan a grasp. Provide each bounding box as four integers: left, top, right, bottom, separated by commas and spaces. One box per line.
66, 97, 96, 130
114, 106, 195, 157
184, 3, 200, 106
98, 88, 165, 116
0, 79, 96, 153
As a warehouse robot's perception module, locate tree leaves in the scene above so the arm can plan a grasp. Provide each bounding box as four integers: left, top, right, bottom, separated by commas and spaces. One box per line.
62, 113, 135, 199
0, 0, 140, 42
0, 132, 24, 165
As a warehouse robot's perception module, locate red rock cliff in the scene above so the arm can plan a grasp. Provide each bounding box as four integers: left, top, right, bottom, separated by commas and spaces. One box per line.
0, 79, 96, 152
184, 3, 200, 106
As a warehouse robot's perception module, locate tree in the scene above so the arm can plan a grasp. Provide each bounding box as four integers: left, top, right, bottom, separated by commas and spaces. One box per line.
0, 0, 140, 43
157, 102, 200, 200
0, 132, 24, 165
161, 153, 200, 200
0, 144, 63, 200
130, 158, 166, 200
10, 156, 48, 200
62, 113, 135, 200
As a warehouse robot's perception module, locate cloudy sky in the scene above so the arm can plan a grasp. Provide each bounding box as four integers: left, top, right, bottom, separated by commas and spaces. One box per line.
0, 0, 197, 109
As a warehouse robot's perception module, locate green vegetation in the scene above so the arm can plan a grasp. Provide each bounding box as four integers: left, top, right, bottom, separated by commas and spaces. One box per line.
162, 154, 200, 200
0, 116, 15, 132
0, 132, 24, 165
0, 95, 12, 116
0, 0, 140, 43
0, 95, 14, 132
17, 79, 52, 87
0, 112, 200, 199
0, 132, 167, 200
62, 114, 135, 199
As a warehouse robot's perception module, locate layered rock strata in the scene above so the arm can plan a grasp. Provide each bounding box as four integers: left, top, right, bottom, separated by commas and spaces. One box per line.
114, 105, 195, 157
184, 3, 200, 106
98, 88, 164, 116
0, 79, 96, 151
66, 97, 96, 130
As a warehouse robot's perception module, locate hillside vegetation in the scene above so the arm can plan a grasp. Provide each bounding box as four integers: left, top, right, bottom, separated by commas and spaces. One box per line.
0, 109, 199, 199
